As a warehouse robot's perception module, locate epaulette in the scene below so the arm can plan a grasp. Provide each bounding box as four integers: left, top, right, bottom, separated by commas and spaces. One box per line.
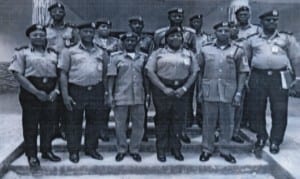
95, 43, 106, 51
235, 37, 246, 42
15, 46, 28, 51
137, 51, 148, 57
279, 31, 293, 35
246, 32, 259, 39
233, 43, 243, 49
110, 51, 123, 57
65, 23, 77, 28
183, 26, 196, 34
202, 42, 214, 47
154, 27, 168, 35
47, 47, 58, 55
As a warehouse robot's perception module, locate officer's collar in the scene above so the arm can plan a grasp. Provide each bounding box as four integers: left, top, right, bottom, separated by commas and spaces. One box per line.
238, 23, 252, 30
124, 50, 140, 59
49, 21, 67, 29
259, 29, 280, 40
28, 44, 47, 52
79, 41, 97, 52
165, 45, 183, 53
214, 41, 231, 50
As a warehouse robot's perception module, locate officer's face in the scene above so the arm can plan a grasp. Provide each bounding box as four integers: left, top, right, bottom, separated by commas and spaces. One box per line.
261, 17, 278, 31
97, 24, 111, 37
129, 21, 144, 34
190, 18, 203, 30
236, 11, 250, 24
123, 37, 138, 52
215, 27, 231, 42
29, 30, 47, 47
79, 28, 95, 42
230, 26, 239, 38
166, 32, 183, 49
168, 12, 184, 25
50, 8, 65, 21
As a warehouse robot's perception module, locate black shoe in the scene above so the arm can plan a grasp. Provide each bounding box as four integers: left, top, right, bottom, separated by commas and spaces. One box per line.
180, 133, 191, 144
142, 135, 148, 142
157, 151, 166, 162
130, 153, 142, 162
85, 150, 103, 160
232, 135, 245, 144
199, 152, 211, 162
269, 143, 280, 154
220, 153, 236, 164
171, 149, 184, 161
41, 151, 61, 162
99, 134, 110, 142
27, 157, 40, 168
115, 153, 126, 162
253, 139, 266, 157
69, 152, 79, 163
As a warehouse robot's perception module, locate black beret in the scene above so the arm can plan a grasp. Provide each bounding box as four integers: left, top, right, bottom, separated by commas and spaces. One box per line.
168, 7, 184, 15
48, 2, 65, 11
128, 16, 144, 23
25, 24, 46, 37
213, 21, 230, 30
259, 9, 279, 19
77, 22, 96, 30
235, 6, 250, 15
165, 26, 183, 39
189, 14, 203, 21
120, 32, 139, 41
96, 18, 112, 28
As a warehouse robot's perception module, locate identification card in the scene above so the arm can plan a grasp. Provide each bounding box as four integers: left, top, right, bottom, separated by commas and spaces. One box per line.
272, 46, 279, 54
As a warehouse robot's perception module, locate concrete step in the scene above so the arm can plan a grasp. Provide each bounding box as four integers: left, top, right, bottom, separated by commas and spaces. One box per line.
51, 136, 254, 153
9, 152, 269, 176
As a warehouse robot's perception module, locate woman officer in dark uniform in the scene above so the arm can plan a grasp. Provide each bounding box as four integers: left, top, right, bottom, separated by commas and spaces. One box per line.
146, 27, 199, 162
8, 24, 61, 168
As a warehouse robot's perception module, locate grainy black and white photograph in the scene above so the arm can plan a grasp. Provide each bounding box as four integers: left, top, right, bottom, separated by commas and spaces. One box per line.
0, 0, 300, 178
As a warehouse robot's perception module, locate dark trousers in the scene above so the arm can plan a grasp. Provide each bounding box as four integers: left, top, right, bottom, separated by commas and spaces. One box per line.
248, 68, 289, 144
101, 105, 111, 136
66, 83, 105, 153
19, 77, 58, 157
185, 83, 195, 128
152, 85, 188, 152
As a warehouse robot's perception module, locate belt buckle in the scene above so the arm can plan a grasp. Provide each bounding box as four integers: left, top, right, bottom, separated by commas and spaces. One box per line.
42, 77, 48, 83
174, 80, 179, 86
267, 71, 273, 76
87, 86, 93, 91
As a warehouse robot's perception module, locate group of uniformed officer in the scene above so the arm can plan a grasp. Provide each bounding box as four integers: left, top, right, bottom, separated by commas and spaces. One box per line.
8, 2, 300, 168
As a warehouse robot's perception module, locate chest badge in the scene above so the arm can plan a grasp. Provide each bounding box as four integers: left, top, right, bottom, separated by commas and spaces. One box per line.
272, 46, 279, 54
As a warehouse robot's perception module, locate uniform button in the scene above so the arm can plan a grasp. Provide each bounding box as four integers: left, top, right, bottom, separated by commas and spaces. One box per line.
218, 78, 221, 81
219, 69, 222, 72
87, 86, 92, 91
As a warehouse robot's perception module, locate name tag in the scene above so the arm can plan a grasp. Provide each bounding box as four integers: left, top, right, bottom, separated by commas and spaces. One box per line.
272, 46, 279, 54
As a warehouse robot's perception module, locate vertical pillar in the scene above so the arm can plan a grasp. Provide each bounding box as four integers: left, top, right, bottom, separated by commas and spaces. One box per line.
32, 0, 56, 25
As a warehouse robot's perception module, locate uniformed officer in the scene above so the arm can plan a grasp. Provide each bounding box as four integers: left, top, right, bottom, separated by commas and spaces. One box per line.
8, 24, 61, 168
188, 14, 211, 129
246, 10, 300, 157
146, 27, 199, 162
46, 2, 77, 141
94, 18, 122, 54
153, 7, 196, 51
46, 3, 77, 52
94, 18, 122, 142
107, 32, 148, 162
198, 22, 249, 164
58, 22, 109, 163
128, 16, 154, 142
154, 8, 196, 143
235, 6, 261, 39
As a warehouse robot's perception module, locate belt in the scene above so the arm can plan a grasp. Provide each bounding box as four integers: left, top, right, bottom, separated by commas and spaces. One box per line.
252, 67, 286, 76
159, 77, 187, 88
69, 82, 102, 91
